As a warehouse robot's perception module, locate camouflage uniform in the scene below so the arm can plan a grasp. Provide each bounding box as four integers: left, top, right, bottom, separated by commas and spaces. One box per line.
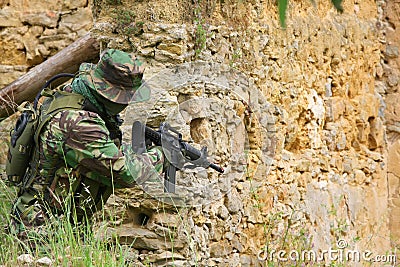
10, 49, 163, 235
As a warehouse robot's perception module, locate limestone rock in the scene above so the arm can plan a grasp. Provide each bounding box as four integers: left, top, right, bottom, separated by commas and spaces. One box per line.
21, 11, 59, 27
17, 254, 34, 265
36, 257, 53, 266
209, 240, 232, 258
0, 9, 22, 27
58, 8, 93, 33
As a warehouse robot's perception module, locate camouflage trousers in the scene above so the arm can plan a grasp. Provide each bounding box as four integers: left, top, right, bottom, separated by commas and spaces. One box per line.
8, 146, 164, 242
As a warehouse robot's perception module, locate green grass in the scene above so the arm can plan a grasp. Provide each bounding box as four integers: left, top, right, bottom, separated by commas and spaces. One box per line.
2, 161, 396, 266
0, 167, 194, 267
0, 177, 132, 266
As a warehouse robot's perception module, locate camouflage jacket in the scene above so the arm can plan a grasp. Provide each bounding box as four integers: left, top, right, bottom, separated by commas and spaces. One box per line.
25, 89, 164, 210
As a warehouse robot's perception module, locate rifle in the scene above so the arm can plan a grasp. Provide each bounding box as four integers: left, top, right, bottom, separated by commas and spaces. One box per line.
131, 121, 224, 193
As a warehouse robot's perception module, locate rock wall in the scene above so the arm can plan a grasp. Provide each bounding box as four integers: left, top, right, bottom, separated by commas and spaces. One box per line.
1, 0, 399, 266
91, 0, 397, 266
0, 0, 93, 88
383, 0, 400, 242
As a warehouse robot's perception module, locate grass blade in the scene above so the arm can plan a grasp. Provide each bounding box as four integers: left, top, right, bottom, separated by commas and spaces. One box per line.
278, 0, 288, 28
331, 0, 344, 13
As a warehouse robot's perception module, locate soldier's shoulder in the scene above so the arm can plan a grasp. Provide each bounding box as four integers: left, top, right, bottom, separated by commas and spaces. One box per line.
52, 109, 105, 126
62, 109, 101, 119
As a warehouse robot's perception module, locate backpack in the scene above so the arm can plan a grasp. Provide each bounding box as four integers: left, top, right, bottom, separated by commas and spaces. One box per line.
5, 73, 75, 185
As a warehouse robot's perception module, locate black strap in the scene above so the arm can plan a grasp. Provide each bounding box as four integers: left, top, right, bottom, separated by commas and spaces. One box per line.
34, 73, 75, 109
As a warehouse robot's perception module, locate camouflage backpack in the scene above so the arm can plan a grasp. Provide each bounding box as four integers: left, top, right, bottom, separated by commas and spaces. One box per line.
5, 73, 76, 185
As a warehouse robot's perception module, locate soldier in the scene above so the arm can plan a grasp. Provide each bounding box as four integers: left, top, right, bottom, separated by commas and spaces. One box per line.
9, 49, 164, 237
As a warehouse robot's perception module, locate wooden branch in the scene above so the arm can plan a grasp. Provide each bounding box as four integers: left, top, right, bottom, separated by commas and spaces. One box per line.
0, 32, 100, 119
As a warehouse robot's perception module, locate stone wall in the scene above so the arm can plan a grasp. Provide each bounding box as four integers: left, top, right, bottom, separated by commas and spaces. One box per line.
382, 0, 400, 245
90, 0, 397, 266
0, 0, 93, 88
1, 0, 399, 266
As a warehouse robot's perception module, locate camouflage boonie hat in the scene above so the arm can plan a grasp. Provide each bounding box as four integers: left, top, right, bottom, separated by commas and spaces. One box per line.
80, 49, 150, 104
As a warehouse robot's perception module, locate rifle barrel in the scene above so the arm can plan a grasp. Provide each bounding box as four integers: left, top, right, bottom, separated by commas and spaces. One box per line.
209, 163, 224, 173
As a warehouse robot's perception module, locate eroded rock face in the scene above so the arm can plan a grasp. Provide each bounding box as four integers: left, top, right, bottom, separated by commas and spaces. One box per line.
0, 0, 93, 88
90, 1, 395, 265
383, 0, 400, 243
1, 0, 399, 266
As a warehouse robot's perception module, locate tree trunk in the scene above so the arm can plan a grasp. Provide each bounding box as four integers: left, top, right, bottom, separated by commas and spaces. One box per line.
0, 32, 100, 119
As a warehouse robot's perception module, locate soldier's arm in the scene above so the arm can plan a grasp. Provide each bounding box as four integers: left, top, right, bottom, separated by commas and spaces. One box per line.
61, 111, 162, 187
